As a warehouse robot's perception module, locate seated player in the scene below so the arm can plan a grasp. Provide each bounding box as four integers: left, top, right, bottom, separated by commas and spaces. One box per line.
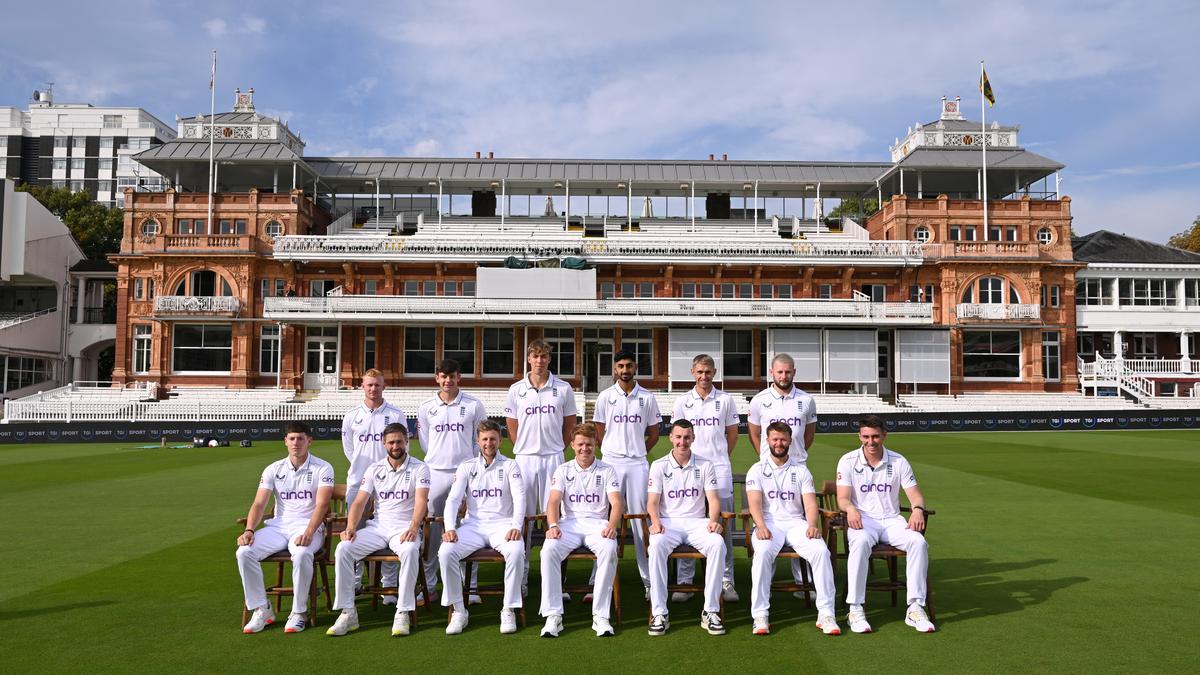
235, 421, 334, 634
746, 422, 840, 636
837, 415, 935, 633
539, 423, 623, 638
439, 420, 527, 635
646, 419, 727, 636
327, 423, 430, 637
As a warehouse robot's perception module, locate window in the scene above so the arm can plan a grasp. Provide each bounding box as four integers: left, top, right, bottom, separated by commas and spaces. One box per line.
963, 226, 977, 241
103, 114, 122, 128
1118, 278, 1176, 306
443, 327, 476, 375
482, 327, 514, 376
53, 159, 67, 172
363, 327, 377, 371
988, 225, 1002, 241
363, 280, 377, 296
909, 284, 935, 303
139, 219, 160, 237
818, 284, 832, 300
445, 280, 459, 296
1041, 285, 1061, 308
175, 219, 191, 234
180, 270, 231, 297
133, 278, 145, 300
259, 278, 269, 301
72, 137, 87, 149
217, 219, 247, 235
70, 180, 84, 193
700, 283, 715, 299
777, 284, 792, 299
723, 329, 753, 378
127, 137, 150, 150
621, 328, 653, 376
1131, 333, 1157, 358
1078, 333, 1114, 359
621, 282, 635, 298
759, 284, 774, 299
738, 283, 752, 298
97, 180, 112, 193
949, 226, 961, 241
1186, 279, 1200, 307
264, 220, 283, 238
259, 325, 280, 374
98, 158, 113, 172
423, 280, 437, 296
913, 226, 931, 242
52, 180, 66, 189
640, 282, 654, 298
1037, 227, 1053, 245
462, 281, 476, 296
404, 327, 436, 375
599, 282, 615, 299
71, 158, 85, 170
544, 328, 574, 376
172, 324, 232, 372
100, 137, 114, 150
720, 283, 734, 299
861, 284, 886, 302
404, 280, 420, 296
681, 283, 696, 298
1005, 226, 1018, 242
4, 356, 52, 393
1042, 331, 1061, 381
977, 277, 1004, 304
133, 325, 152, 374
274, 279, 286, 297
962, 330, 1021, 379
1076, 278, 1108, 305
54, 137, 68, 148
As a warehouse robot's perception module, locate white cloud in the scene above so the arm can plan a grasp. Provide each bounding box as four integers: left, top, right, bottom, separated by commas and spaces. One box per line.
243, 17, 266, 34
1070, 184, 1199, 243
203, 18, 227, 37
406, 138, 440, 156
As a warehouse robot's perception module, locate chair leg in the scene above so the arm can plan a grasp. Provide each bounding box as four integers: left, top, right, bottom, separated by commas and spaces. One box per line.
418, 565, 431, 613
926, 573, 936, 621
371, 561, 381, 611
613, 573, 621, 629
274, 562, 285, 613
241, 606, 250, 628
320, 562, 333, 611
803, 560, 813, 609
889, 557, 899, 608
308, 582, 319, 627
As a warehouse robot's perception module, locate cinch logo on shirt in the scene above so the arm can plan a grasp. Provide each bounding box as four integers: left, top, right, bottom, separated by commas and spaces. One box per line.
568, 493, 602, 504
279, 489, 314, 500
471, 487, 504, 498
357, 432, 384, 443
692, 416, 723, 427
612, 414, 642, 424
667, 487, 700, 499
859, 483, 893, 493
525, 404, 557, 415
378, 489, 411, 501
434, 422, 465, 432
767, 490, 797, 501
768, 416, 807, 427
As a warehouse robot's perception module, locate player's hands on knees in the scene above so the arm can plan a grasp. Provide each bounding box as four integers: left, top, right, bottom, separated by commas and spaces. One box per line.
806, 525, 821, 539
907, 512, 926, 532
340, 527, 357, 542
400, 527, 418, 543
707, 521, 723, 534
505, 528, 521, 541
649, 522, 664, 535
294, 531, 314, 547
545, 526, 562, 540
601, 525, 616, 539
755, 527, 772, 540
443, 530, 458, 543
846, 508, 863, 530
237, 530, 255, 546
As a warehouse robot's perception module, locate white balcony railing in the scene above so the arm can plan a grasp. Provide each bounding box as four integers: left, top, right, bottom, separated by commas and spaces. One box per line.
1118, 358, 1200, 375
264, 295, 934, 326
955, 303, 1040, 321
154, 295, 241, 315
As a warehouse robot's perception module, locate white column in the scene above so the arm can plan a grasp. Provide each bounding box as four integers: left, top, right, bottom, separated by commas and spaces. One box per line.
1181, 331, 1192, 373
75, 277, 85, 324
1113, 331, 1124, 362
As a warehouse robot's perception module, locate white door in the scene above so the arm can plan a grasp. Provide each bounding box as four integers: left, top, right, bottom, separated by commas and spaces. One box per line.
304, 332, 339, 390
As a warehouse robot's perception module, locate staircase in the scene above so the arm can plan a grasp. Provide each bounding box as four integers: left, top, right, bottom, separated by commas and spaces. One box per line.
1078, 355, 1153, 403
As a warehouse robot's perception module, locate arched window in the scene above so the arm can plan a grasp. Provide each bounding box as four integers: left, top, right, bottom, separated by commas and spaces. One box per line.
963, 276, 1020, 304
1037, 227, 1053, 245
264, 220, 284, 239
173, 269, 234, 297
140, 219, 160, 237
913, 225, 932, 243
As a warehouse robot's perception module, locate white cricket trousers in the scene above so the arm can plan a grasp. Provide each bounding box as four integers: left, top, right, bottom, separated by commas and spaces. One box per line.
423, 468, 477, 592
846, 514, 928, 606
676, 493, 735, 586
345, 484, 398, 586
439, 519, 526, 610
648, 517, 726, 617
605, 458, 650, 586
332, 525, 421, 612
539, 518, 618, 620
516, 453, 562, 585
749, 519, 836, 618
235, 523, 324, 614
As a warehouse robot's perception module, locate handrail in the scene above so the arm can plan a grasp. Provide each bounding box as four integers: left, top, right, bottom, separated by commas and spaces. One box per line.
0, 307, 57, 329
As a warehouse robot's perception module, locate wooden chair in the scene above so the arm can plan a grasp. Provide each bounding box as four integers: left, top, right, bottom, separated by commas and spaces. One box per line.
823, 480, 936, 619
739, 509, 830, 611
549, 514, 632, 630
236, 503, 335, 628
430, 515, 540, 627
325, 516, 434, 626
634, 512, 736, 624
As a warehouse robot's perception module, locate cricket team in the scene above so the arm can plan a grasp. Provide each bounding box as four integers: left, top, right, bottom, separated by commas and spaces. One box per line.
236, 340, 935, 637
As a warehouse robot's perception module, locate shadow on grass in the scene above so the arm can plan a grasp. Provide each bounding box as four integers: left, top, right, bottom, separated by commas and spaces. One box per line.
0, 600, 116, 622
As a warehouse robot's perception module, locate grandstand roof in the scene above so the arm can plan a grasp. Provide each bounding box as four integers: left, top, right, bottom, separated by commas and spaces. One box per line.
70, 259, 116, 273
1073, 230, 1200, 265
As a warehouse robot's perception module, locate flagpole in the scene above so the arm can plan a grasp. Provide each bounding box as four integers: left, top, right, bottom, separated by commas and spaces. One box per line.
207, 50, 216, 236
980, 60, 989, 241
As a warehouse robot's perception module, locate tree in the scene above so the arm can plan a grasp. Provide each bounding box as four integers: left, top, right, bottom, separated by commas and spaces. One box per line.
1167, 215, 1200, 253
14, 184, 124, 260
828, 196, 879, 220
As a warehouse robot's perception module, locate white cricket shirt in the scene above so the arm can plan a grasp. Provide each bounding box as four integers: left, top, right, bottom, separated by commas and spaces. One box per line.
259, 454, 335, 528
549, 458, 621, 521
671, 386, 739, 475
341, 401, 407, 484
417, 390, 488, 470
593, 382, 661, 460
835, 447, 918, 521
745, 456, 815, 522
445, 454, 527, 528
648, 453, 718, 520
505, 373, 578, 456
359, 455, 432, 531
747, 386, 817, 463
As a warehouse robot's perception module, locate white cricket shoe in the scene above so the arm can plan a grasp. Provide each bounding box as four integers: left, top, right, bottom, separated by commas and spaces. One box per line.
540, 614, 563, 638
905, 604, 936, 633
242, 605, 275, 634
816, 613, 842, 635
648, 614, 669, 636
446, 610, 469, 635
752, 616, 770, 636
670, 591, 694, 603
721, 581, 740, 602
392, 611, 411, 637
848, 605, 872, 634
283, 613, 307, 633
500, 608, 518, 634
701, 610, 726, 635
326, 610, 360, 636
592, 615, 615, 637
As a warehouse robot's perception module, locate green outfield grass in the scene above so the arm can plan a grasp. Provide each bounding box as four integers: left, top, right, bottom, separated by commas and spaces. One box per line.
2, 430, 1197, 673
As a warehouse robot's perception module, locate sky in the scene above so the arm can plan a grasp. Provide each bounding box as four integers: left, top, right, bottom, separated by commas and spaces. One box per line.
2, 0, 1197, 243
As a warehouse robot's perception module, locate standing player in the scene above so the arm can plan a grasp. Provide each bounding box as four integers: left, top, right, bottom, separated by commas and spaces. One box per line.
539, 423, 623, 638
439, 420, 527, 635
327, 423, 430, 637
592, 349, 659, 597
417, 358, 489, 602
646, 419, 727, 636
837, 415, 934, 634
746, 422, 840, 636
235, 422, 334, 634
670, 353, 739, 603
341, 368, 406, 598
505, 338, 577, 586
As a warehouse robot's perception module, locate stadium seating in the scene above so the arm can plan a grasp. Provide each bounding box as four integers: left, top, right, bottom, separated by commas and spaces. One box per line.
1143, 396, 1200, 409
896, 393, 1144, 412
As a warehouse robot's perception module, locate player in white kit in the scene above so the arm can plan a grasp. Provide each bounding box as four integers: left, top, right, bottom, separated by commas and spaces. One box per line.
746, 422, 840, 636
592, 349, 660, 597
837, 415, 934, 634
505, 338, 577, 587
670, 354, 739, 603
417, 358, 488, 603
646, 419, 727, 637
236, 422, 334, 634
539, 423, 623, 638
340, 368, 406, 597
327, 423, 431, 637
440, 420, 528, 635
747, 353, 817, 588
